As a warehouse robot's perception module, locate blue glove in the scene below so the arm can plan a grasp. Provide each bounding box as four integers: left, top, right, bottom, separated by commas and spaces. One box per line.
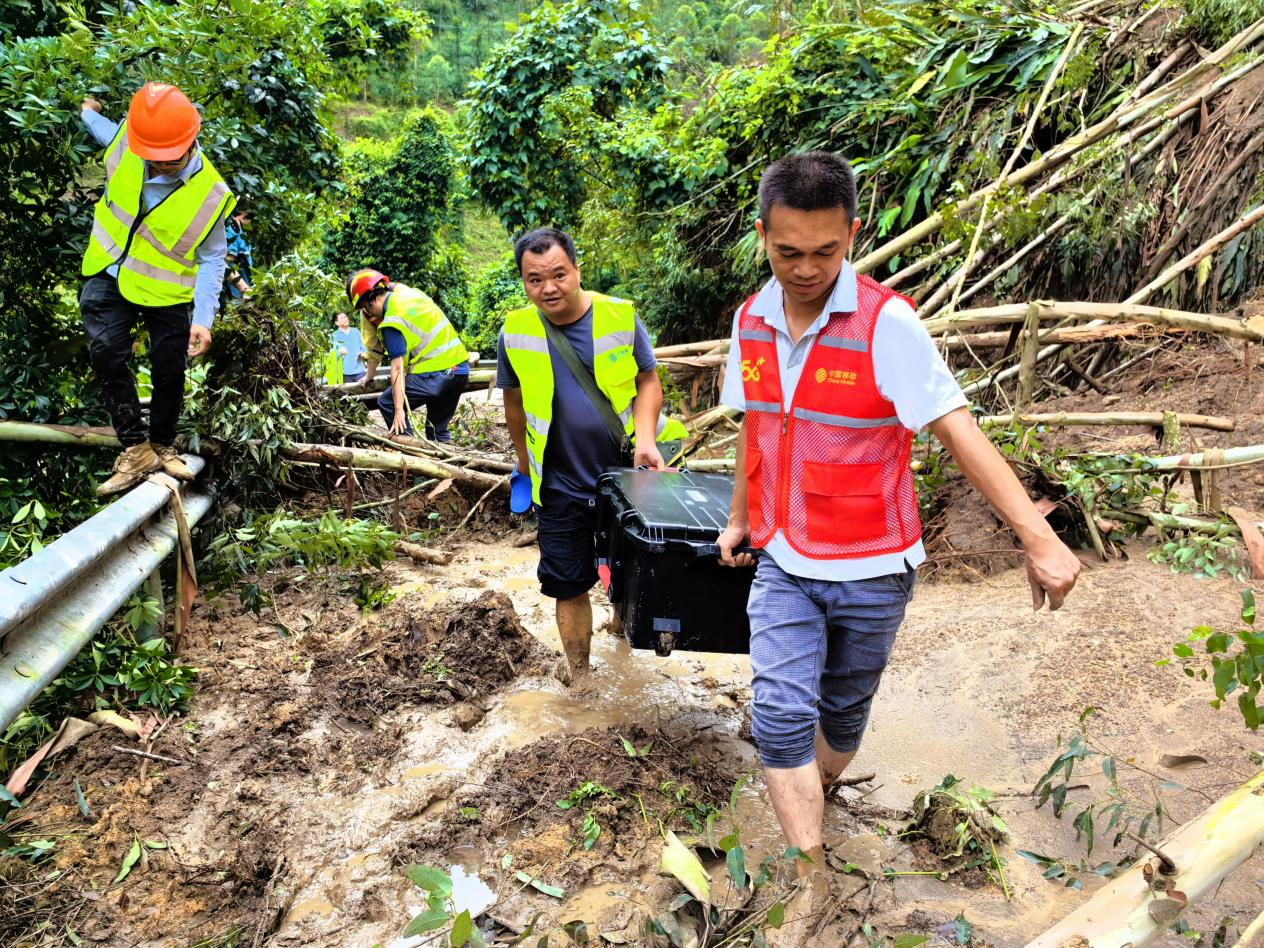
509, 464, 533, 514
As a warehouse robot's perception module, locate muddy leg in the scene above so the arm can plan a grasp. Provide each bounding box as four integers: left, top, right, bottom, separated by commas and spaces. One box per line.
815, 725, 856, 789
556, 591, 593, 685
764, 763, 826, 877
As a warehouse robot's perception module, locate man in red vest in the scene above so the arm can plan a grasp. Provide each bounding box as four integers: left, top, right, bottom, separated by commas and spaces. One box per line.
716, 152, 1080, 925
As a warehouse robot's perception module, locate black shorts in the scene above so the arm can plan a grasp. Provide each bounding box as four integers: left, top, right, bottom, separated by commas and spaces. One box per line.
537, 486, 599, 600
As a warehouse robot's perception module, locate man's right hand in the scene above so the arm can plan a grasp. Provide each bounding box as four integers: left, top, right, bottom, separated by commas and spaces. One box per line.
717, 524, 754, 568
82, 98, 102, 113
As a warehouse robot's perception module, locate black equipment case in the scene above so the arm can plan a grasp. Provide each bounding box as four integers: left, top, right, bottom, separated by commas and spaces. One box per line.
595, 468, 755, 656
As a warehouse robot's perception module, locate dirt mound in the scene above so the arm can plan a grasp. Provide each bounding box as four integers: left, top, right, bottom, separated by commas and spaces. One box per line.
411, 726, 743, 892
311, 590, 549, 724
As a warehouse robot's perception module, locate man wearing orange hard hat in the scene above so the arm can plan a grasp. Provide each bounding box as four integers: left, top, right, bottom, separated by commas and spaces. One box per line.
79, 82, 236, 496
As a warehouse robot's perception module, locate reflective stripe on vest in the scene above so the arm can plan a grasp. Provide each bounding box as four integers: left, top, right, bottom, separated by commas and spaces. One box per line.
501, 294, 688, 506
81, 127, 235, 308
379, 284, 469, 374
738, 274, 922, 559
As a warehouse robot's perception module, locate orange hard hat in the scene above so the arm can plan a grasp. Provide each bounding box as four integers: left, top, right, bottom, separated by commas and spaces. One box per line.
347, 268, 389, 309
126, 83, 201, 162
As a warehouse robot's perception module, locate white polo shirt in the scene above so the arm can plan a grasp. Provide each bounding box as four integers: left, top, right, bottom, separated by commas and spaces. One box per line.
719, 263, 967, 581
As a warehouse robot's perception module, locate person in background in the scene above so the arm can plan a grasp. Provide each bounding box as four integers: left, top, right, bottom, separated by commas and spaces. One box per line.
79, 82, 234, 496
346, 268, 469, 441
332, 311, 367, 383
224, 206, 252, 299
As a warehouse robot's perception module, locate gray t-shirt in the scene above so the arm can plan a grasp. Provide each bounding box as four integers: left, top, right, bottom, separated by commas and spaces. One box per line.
497, 305, 657, 500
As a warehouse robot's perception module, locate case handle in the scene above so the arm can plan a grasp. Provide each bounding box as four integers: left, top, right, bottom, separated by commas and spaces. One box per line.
691, 542, 757, 562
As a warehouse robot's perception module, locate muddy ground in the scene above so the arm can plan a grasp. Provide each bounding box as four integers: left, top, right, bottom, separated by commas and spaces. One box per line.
4, 523, 1261, 947
5, 341, 1264, 946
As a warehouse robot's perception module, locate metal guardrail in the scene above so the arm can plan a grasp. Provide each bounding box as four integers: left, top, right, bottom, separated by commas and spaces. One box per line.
0, 456, 210, 730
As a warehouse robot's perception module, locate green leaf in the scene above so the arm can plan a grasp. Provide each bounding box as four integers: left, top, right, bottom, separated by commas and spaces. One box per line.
403, 905, 449, 937
406, 865, 454, 897
1242, 588, 1256, 624
113, 837, 142, 884
620, 737, 637, 756
726, 844, 748, 890
766, 902, 786, 929
1102, 757, 1117, 783
1205, 633, 1233, 654
1172, 643, 1194, 658
516, 870, 565, 898
893, 935, 930, 948
451, 909, 473, 947
952, 913, 974, 946
660, 830, 710, 905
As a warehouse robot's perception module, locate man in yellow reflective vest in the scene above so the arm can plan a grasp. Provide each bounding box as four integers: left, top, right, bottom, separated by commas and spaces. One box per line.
79, 83, 235, 496
346, 268, 470, 440
498, 228, 687, 685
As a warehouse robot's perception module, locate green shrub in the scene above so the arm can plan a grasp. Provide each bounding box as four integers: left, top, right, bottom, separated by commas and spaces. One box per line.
1181, 0, 1264, 44
461, 254, 527, 359
321, 108, 463, 289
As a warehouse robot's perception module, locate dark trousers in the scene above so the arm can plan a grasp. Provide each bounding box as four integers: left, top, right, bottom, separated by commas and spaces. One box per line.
80, 275, 191, 448
377, 364, 469, 442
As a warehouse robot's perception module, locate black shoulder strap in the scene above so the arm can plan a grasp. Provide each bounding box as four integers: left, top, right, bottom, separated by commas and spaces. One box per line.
540, 315, 629, 449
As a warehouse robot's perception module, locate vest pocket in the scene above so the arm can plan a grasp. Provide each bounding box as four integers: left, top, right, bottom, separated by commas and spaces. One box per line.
745, 448, 764, 527
802, 460, 885, 543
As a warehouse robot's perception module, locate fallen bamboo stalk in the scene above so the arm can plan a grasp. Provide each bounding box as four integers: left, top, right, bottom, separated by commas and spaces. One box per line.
325, 367, 495, 397
0, 421, 122, 449
937, 22, 1085, 323
1025, 769, 1264, 948
394, 541, 453, 566
981, 412, 1234, 431
0, 421, 510, 491
942, 323, 1162, 348
1146, 444, 1264, 470
1231, 908, 1264, 948
925, 301, 1264, 340
283, 443, 505, 491
857, 28, 1264, 274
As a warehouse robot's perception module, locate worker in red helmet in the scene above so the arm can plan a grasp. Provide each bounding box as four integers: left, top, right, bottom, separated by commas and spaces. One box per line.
79, 83, 235, 496
346, 268, 470, 441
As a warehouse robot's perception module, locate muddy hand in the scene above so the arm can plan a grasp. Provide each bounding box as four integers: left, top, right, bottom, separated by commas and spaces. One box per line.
1025, 534, 1081, 611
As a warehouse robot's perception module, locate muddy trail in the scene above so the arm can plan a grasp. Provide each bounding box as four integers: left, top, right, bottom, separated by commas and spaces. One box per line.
3, 531, 1262, 947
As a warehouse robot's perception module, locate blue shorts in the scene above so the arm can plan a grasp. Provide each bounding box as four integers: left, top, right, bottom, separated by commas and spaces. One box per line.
748, 556, 915, 769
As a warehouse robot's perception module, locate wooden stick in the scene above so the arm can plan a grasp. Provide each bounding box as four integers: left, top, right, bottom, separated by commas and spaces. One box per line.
1016, 301, 1041, 409
979, 412, 1234, 431
393, 541, 453, 566
112, 745, 185, 765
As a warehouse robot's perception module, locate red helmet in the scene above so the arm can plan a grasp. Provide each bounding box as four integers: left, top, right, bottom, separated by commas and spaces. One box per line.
346, 268, 389, 309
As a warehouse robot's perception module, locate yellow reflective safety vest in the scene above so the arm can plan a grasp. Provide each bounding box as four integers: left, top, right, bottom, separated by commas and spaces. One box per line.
501, 293, 689, 505
378, 283, 469, 374
81, 126, 235, 307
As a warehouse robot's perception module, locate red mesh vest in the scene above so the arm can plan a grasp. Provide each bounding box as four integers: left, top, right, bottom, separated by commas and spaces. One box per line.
739, 274, 922, 559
